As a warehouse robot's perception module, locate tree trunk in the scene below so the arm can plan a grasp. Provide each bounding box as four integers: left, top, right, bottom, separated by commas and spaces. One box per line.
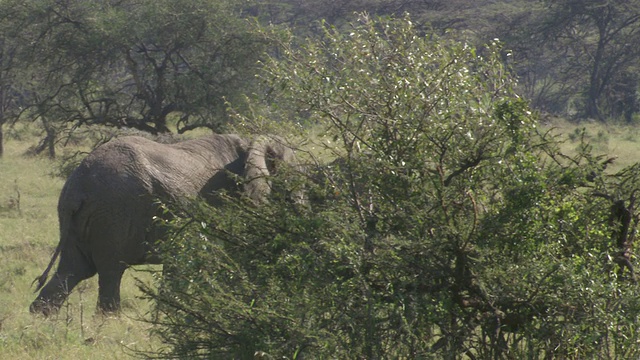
47, 132, 55, 159
0, 124, 4, 158
37, 117, 57, 159
0, 102, 4, 157
585, 28, 607, 121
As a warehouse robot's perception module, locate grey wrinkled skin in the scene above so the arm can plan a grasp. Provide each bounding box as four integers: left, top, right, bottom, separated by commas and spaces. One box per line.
30, 134, 298, 316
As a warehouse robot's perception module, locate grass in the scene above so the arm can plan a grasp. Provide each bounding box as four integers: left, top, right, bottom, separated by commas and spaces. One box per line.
543, 118, 640, 173
0, 130, 161, 359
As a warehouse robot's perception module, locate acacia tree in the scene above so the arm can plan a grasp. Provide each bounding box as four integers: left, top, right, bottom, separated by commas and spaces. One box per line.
535, 0, 640, 121
4, 0, 267, 146
138, 15, 640, 359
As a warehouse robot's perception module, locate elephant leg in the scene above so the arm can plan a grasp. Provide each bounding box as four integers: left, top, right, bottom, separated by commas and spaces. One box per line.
30, 246, 97, 316
96, 265, 127, 314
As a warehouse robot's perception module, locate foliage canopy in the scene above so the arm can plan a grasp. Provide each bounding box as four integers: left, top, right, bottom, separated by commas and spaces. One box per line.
0, 0, 267, 138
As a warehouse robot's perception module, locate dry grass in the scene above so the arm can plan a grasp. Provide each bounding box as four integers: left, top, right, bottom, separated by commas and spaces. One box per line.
543, 118, 640, 173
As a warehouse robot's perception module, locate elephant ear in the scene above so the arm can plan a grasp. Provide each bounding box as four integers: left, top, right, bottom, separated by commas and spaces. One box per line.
243, 135, 298, 203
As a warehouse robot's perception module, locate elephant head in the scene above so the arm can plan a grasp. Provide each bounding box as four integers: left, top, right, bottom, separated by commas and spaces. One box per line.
30, 133, 300, 316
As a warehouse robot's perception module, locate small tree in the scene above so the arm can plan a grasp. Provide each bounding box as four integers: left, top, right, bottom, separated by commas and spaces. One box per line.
142, 15, 640, 359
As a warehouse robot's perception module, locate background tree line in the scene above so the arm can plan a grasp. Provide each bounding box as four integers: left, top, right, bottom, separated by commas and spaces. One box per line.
1, 0, 639, 157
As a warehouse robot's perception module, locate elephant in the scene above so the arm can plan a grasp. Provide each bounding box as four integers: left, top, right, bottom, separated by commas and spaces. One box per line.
30, 133, 300, 316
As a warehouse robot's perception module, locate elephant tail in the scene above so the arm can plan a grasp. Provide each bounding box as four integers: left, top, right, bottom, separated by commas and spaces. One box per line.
32, 192, 83, 292
32, 244, 61, 292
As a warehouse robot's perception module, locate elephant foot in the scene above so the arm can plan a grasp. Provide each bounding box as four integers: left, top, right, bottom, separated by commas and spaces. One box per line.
29, 299, 61, 317
97, 298, 121, 316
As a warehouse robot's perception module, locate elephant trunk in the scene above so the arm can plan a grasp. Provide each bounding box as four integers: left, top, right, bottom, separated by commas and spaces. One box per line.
244, 135, 299, 203
244, 139, 273, 203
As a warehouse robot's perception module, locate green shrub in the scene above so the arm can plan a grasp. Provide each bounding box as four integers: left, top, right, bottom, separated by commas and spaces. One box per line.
142, 14, 640, 359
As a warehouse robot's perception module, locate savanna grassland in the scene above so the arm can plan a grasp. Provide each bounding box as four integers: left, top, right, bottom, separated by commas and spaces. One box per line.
549, 119, 640, 172
0, 118, 639, 359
